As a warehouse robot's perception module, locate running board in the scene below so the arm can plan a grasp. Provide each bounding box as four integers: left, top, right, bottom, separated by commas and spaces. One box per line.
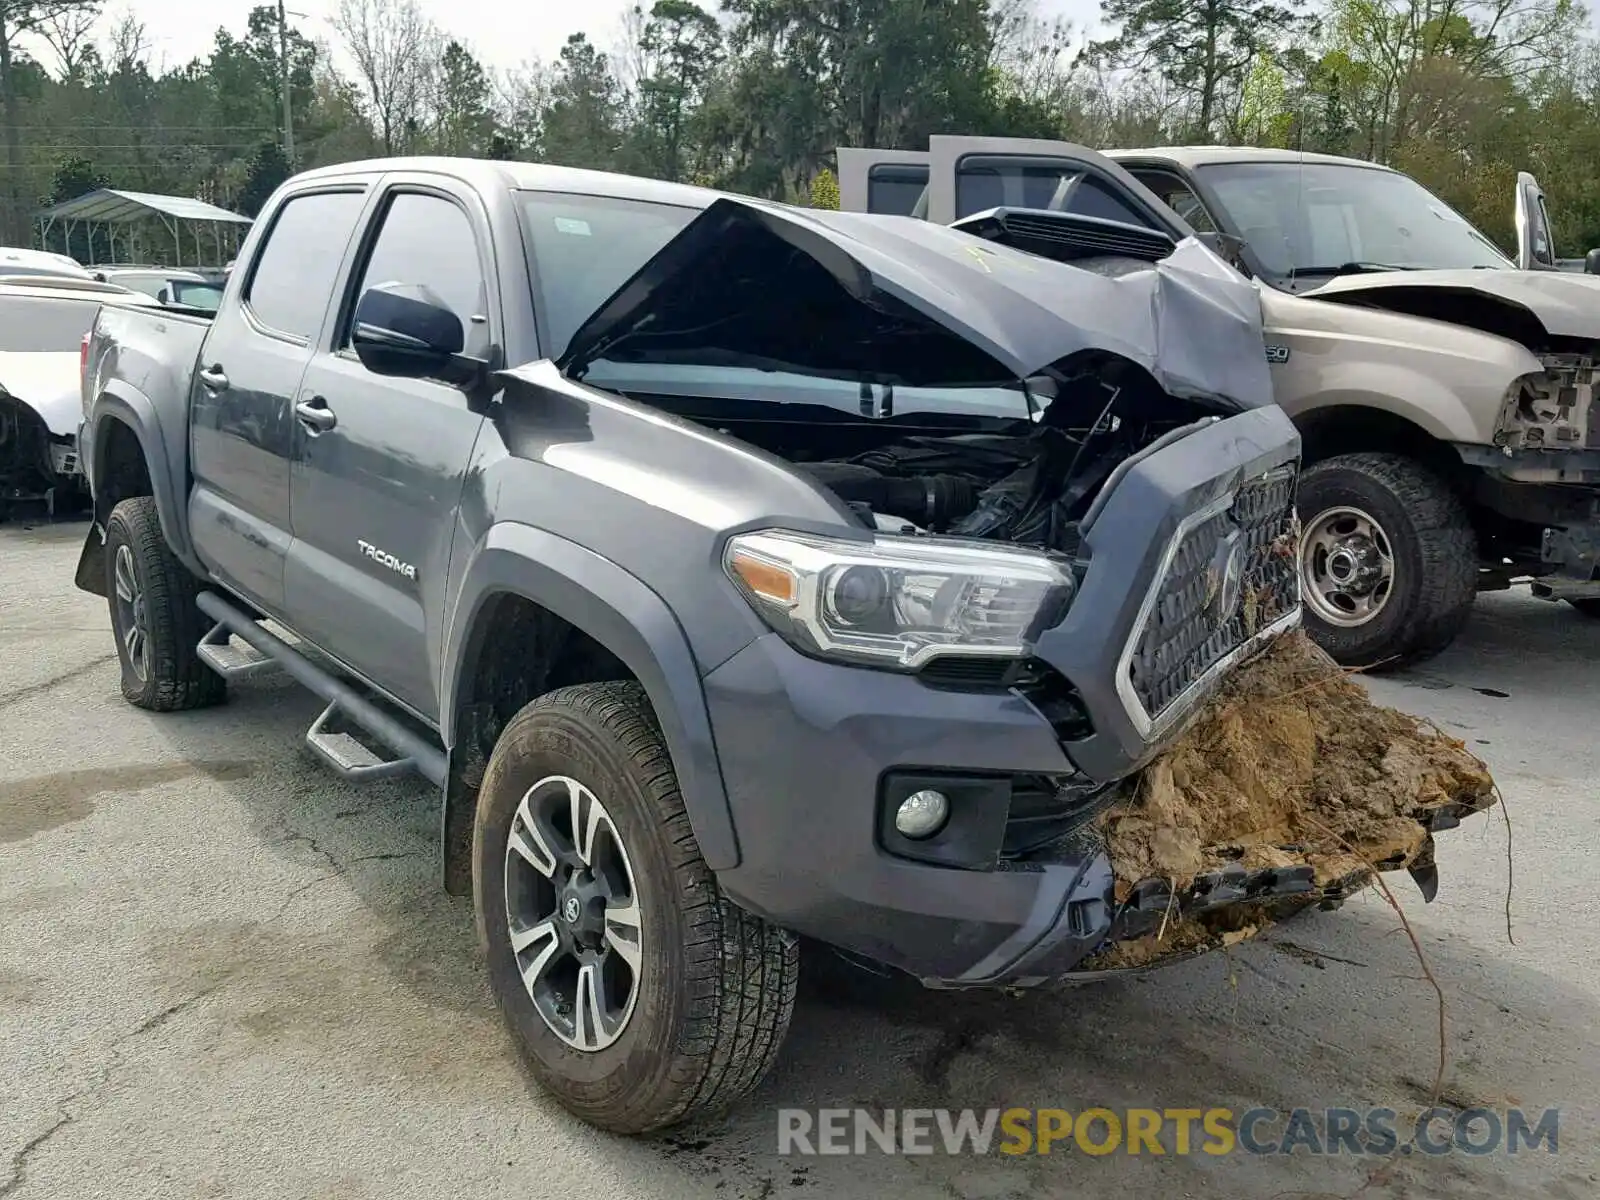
197, 622, 281, 679
193, 591, 447, 788
306, 701, 417, 782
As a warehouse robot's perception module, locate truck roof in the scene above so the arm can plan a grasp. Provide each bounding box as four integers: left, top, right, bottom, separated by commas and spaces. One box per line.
288, 156, 726, 208
1105, 146, 1400, 172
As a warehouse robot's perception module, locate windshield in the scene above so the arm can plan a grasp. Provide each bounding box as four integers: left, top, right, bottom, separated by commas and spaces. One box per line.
0, 294, 100, 352
519, 190, 1039, 421
1195, 161, 1511, 288
521, 191, 701, 362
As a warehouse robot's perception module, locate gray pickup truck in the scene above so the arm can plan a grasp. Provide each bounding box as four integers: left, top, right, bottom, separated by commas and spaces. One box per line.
841, 138, 1600, 666
74, 156, 1314, 1132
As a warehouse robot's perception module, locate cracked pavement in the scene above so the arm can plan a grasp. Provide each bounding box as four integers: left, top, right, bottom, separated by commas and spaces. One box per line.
2, 518, 1598, 1199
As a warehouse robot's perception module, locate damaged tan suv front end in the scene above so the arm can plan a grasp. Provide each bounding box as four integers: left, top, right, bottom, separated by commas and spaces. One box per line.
839, 138, 1600, 654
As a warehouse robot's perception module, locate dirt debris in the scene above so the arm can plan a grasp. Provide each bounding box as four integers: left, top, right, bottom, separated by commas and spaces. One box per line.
1086, 629, 1498, 967
1101, 629, 1495, 889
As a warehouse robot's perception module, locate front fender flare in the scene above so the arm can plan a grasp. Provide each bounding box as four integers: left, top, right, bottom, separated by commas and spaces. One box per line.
90, 381, 200, 572
439, 522, 740, 873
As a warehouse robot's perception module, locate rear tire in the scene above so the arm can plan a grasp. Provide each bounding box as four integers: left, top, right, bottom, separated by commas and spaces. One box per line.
104, 496, 226, 712
1567, 598, 1600, 618
473, 680, 798, 1134
1296, 453, 1476, 669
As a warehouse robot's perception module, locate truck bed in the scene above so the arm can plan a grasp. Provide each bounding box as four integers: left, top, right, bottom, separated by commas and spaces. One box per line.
84, 303, 211, 421
80, 304, 213, 563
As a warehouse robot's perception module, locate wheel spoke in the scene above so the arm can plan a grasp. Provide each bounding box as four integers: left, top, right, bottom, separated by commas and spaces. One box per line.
573, 962, 607, 1051
509, 793, 559, 877
113, 548, 135, 603
513, 920, 561, 992
603, 899, 642, 974
570, 778, 604, 866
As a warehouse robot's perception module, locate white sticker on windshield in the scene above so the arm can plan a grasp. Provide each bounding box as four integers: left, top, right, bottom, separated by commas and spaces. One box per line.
554, 217, 592, 236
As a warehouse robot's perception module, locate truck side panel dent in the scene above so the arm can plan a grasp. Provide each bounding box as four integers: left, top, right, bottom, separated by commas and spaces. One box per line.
439, 521, 739, 873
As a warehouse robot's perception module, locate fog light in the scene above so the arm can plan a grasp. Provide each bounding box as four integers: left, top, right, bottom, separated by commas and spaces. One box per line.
894, 789, 950, 839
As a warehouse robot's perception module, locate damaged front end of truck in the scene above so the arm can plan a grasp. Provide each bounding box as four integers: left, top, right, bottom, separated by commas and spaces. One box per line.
543, 196, 1498, 980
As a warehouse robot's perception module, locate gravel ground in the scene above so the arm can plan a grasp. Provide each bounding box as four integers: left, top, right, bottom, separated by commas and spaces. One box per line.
2, 516, 1596, 1200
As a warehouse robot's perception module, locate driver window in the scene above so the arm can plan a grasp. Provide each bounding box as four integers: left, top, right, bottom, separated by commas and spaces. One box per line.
1129, 170, 1218, 232
347, 191, 488, 355
954, 158, 1155, 228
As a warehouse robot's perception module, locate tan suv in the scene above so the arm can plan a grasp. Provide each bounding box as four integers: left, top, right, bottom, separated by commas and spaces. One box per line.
838, 138, 1600, 666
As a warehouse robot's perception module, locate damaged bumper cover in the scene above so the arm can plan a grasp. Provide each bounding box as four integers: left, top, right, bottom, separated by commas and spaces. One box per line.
704, 407, 1317, 986
0, 392, 78, 503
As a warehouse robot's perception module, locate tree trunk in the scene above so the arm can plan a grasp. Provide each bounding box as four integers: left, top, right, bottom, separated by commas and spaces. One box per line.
1199, 0, 1219, 137
0, 21, 24, 245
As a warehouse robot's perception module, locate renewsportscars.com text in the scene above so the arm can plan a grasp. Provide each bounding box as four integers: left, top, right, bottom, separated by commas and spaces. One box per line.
776, 1107, 1560, 1157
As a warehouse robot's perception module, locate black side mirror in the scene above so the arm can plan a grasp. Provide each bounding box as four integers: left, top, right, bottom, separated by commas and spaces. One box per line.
1584, 248, 1600, 275
351, 282, 470, 381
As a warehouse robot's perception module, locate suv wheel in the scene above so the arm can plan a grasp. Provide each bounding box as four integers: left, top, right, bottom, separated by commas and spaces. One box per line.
473, 680, 798, 1134
104, 496, 227, 711
1296, 453, 1476, 669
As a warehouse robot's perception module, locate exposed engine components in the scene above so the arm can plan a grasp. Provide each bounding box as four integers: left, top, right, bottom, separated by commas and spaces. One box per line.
1496, 353, 1599, 451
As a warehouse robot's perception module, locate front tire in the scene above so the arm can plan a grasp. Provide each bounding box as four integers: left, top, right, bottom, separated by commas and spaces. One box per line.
473, 681, 798, 1134
1567, 598, 1600, 619
1296, 453, 1477, 669
104, 496, 226, 711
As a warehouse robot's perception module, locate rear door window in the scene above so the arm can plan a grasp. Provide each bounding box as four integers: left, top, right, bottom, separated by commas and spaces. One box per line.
868, 164, 930, 216
245, 190, 366, 339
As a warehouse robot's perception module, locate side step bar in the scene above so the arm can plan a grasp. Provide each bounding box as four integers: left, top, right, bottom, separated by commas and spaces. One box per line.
194, 591, 448, 788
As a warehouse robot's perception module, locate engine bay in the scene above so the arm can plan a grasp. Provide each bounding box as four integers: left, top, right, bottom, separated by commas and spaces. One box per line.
653, 357, 1238, 556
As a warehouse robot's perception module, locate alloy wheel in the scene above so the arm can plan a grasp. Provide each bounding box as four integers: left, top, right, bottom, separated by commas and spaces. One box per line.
503, 775, 643, 1052
112, 542, 150, 682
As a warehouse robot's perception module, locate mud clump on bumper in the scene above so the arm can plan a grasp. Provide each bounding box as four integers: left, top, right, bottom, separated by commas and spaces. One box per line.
1085, 629, 1497, 969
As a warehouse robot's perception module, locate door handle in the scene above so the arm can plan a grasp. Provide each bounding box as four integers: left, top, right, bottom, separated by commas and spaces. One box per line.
198, 364, 229, 391
295, 397, 337, 433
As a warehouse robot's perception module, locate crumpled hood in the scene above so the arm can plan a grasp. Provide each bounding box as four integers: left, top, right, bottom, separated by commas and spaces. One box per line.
0, 352, 81, 435
557, 197, 1273, 412
1308, 268, 1600, 339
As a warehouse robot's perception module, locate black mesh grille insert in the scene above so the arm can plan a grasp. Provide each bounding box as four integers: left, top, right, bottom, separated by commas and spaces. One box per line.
1127, 467, 1299, 721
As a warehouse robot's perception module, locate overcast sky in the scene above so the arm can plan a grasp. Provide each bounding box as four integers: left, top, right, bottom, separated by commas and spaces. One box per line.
29, 0, 1101, 77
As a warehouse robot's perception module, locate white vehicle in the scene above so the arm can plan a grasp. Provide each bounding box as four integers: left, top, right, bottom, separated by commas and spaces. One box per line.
0, 246, 92, 280
93, 267, 225, 312
0, 280, 160, 513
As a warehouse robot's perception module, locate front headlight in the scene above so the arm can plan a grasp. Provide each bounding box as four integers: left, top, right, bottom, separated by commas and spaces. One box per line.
723, 529, 1076, 670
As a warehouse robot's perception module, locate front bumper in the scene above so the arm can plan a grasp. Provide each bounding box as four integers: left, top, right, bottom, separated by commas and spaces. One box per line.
705, 406, 1311, 985
1460, 446, 1600, 600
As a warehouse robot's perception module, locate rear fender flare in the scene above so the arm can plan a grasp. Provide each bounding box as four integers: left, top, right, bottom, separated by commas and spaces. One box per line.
439, 522, 739, 873
89, 381, 200, 572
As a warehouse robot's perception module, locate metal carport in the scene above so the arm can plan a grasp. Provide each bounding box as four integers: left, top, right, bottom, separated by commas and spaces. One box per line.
33, 189, 253, 270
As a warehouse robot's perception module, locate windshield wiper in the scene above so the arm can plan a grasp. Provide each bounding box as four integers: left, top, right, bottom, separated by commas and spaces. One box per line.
1291, 261, 1416, 281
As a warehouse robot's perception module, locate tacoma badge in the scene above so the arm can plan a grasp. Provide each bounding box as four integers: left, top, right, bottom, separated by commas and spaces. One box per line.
358, 539, 417, 580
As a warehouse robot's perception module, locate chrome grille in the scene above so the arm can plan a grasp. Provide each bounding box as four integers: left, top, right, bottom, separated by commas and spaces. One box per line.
1126, 466, 1300, 722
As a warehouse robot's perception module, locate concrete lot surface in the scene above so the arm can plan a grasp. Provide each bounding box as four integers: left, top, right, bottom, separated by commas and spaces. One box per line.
2, 517, 1596, 1199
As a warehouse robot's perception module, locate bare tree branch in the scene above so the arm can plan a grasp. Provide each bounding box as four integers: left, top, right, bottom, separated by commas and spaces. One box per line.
332, 0, 441, 154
